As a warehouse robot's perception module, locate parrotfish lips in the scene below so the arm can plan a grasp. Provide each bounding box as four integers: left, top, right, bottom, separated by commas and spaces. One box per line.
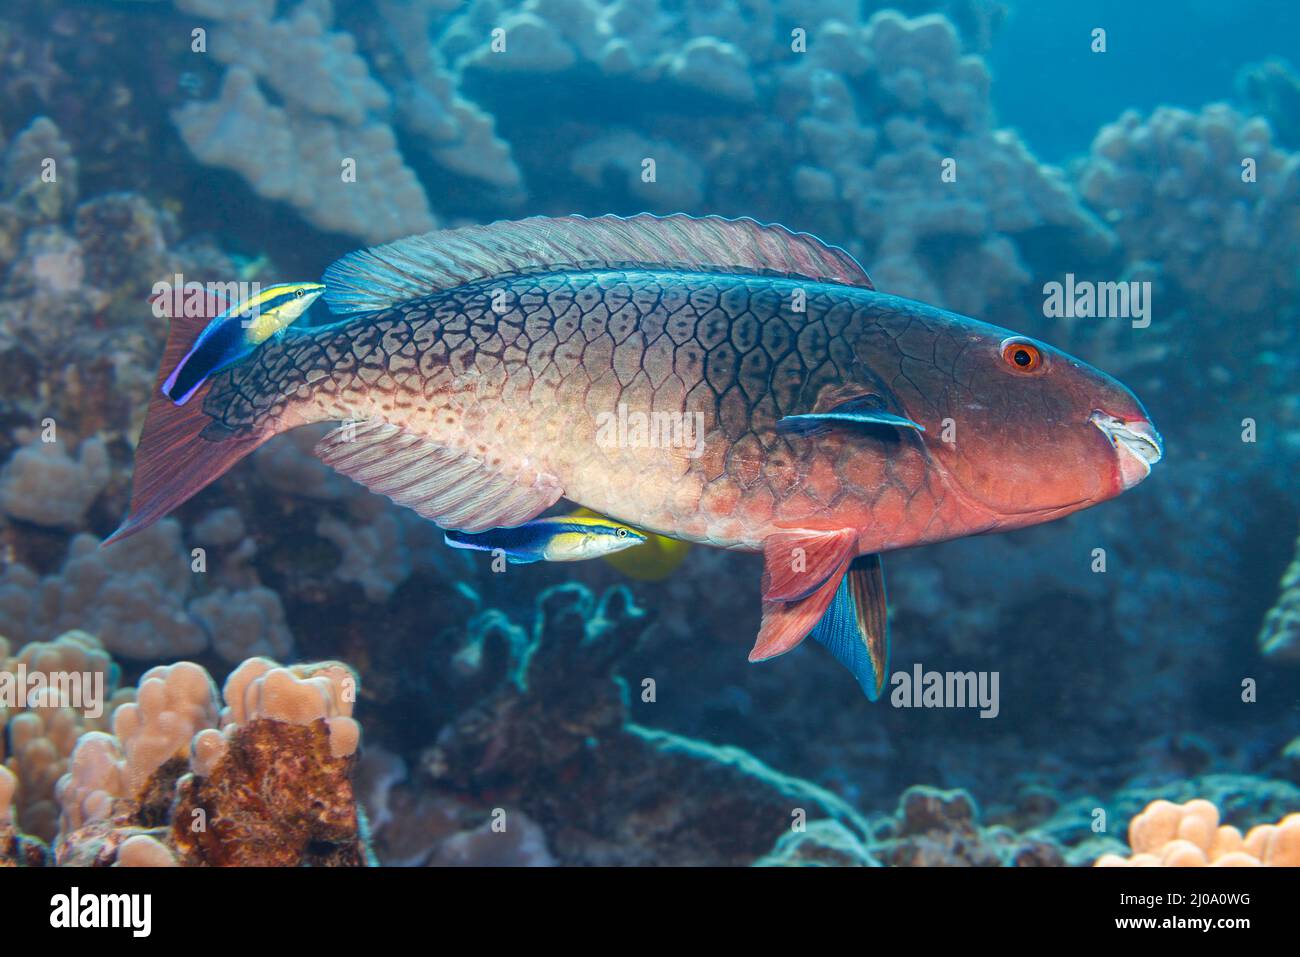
1089, 411, 1164, 490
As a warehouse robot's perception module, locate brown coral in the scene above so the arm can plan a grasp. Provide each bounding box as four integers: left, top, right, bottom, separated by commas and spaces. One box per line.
871, 785, 1064, 867
171, 718, 366, 866
52, 653, 369, 867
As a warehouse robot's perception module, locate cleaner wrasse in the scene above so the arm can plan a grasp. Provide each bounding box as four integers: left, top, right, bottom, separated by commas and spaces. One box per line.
108, 214, 1162, 698
161, 282, 325, 404
445, 513, 647, 564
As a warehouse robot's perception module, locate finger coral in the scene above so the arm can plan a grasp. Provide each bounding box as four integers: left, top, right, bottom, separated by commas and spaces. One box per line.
1, 630, 129, 843
0, 519, 208, 660
171, 0, 435, 242
1094, 798, 1300, 866
1077, 103, 1300, 318
0, 433, 109, 529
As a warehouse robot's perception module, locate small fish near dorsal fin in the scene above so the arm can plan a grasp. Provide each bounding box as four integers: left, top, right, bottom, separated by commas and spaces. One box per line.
323, 213, 874, 315
313, 419, 563, 533
778, 394, 925, 438
809, 555, 890, 700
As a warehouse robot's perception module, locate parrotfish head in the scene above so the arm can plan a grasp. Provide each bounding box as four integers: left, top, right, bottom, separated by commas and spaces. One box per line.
917, 317, 1163, 526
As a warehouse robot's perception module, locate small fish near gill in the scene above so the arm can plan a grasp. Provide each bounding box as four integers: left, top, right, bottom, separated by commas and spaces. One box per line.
108, 214, 1163, 699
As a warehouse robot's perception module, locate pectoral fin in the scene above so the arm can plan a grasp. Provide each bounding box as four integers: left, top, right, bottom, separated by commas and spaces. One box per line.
777, 395, 924, 437
751, 526, 858, 660
750, 570, 845, 662
314, 419, 562, 532
809, 554, 890, 700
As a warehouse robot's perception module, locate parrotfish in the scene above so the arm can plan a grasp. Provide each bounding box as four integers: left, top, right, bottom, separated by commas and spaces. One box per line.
162, 282, 325, 404
445, 513, 647, 563
109, 214, 1162, 698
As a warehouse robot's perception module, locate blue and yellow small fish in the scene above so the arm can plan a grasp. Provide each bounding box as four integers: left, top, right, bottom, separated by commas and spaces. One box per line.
162, 282, 324, 405
568, 506, 691, 581
445, 514, 647, 564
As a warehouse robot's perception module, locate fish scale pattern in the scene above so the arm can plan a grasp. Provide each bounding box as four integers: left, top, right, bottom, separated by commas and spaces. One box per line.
203, 270, 974, 549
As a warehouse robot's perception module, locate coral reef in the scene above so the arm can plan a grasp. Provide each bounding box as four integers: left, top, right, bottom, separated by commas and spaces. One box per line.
0, 521, 207, 660
55, 654, 367, 867
131, 0, 1107, 294
1025, 773, 1300, 866
362, 582, 873, 866
867, 785, 1064, 866
1076, 102, 1299, 319
1095, 798, 1300, 867
0, 630, 128, 844
171, 0, 435, 242
0, 433, 108, 529
1258, 525, 1300, 661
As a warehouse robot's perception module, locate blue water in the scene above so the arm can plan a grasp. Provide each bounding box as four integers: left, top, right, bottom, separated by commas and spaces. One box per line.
992, 0, 1300, 159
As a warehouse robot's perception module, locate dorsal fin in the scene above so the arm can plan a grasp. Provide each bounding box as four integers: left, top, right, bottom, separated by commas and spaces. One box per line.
313, 419, 563, 533
323, 213, 873, 315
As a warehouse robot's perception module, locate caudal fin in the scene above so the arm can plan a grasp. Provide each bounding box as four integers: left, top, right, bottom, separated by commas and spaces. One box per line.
103, 291, 276, 546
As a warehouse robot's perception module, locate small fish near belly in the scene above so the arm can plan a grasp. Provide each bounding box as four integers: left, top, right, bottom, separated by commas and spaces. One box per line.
444, 514, 647, 564
106, 213, 1163, 699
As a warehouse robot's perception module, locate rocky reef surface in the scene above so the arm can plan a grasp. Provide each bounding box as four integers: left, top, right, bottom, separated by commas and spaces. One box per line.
0, 0, 1296, 865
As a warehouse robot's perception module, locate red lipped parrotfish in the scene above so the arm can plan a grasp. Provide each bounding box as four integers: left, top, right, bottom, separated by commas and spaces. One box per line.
108, 214, 1162, 698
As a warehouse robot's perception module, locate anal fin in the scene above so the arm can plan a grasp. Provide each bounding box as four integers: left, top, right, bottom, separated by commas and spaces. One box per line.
314, 420, 562, 532
809, 554, 890, 700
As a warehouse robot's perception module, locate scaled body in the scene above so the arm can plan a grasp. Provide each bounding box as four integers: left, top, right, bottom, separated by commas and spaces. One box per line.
112, 215, 1163, 697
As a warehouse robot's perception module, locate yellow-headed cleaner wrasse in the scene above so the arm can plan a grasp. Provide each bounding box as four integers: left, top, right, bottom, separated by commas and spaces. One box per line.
162, 282, 325, 405
569, 506, 691, 581
444, 513, 647, 564
109, 214, 1163, 699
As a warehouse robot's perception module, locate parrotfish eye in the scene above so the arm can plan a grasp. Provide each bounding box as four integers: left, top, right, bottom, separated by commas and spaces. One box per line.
1000, 337, 1045, 374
